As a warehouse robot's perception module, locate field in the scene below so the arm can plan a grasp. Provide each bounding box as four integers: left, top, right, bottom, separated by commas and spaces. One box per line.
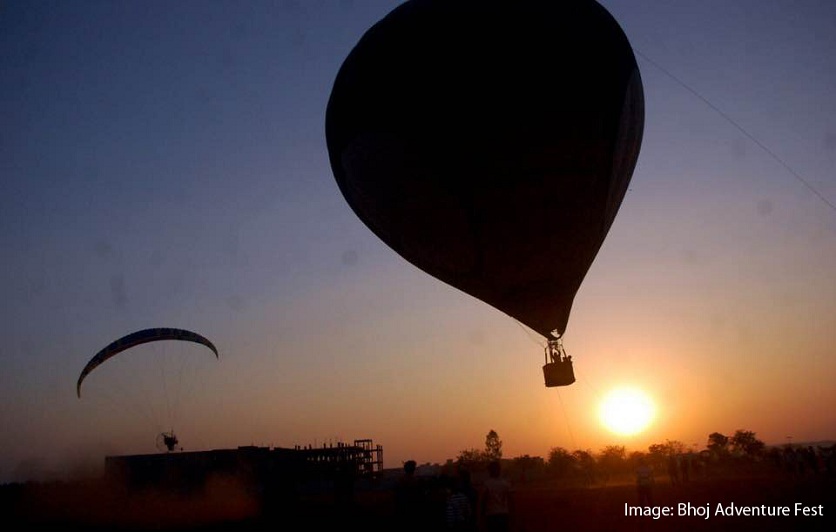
3, 468, 832, 531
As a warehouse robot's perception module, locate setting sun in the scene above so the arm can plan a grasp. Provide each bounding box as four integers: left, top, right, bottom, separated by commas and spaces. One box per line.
599, 387, 655, 436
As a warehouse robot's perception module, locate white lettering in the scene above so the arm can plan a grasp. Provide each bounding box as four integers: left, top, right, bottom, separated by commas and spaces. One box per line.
625, 504, 672, 519
678, 502, 710, 519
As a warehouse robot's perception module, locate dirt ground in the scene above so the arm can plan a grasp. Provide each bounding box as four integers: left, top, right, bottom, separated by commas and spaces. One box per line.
508, 474, 833, 532
4, 472, 833, 531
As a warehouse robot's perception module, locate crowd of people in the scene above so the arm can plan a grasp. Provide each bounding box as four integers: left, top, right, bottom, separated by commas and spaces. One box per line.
395, 460, 513, 531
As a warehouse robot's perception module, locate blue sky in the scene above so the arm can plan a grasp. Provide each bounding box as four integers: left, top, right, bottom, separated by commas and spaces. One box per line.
1, 0, 834, 483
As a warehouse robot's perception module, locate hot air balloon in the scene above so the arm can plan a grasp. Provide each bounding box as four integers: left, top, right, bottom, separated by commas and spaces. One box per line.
326, 0, 644, 386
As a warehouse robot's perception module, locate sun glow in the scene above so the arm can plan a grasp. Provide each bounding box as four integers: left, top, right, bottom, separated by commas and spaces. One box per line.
599, 387, 655, 436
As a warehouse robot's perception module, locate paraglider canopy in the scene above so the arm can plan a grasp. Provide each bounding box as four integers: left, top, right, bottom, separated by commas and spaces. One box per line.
77, 327, 219, 398
326, 0, 644, 342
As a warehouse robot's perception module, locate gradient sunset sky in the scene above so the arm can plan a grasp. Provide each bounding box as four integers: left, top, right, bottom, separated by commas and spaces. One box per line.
1, 0, 834, 483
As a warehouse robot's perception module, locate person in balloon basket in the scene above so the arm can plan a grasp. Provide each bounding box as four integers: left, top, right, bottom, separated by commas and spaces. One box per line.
480, 460, 513, 532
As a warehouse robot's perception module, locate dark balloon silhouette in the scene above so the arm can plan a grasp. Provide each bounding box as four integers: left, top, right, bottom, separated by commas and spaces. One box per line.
77, 328, 219, 397
326, 0, 643, 380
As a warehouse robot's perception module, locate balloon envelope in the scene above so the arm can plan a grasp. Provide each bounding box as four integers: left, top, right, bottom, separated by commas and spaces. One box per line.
326, 0, 644, 338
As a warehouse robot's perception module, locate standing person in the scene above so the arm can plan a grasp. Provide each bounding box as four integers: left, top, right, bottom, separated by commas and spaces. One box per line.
446, 475, 473, 530
680, 452, 691, 483
667, 454, 680, 486
458, 469, 479, 531
635, 457, 654, 506
481, 461, 513, 532
395, 460, 426, 531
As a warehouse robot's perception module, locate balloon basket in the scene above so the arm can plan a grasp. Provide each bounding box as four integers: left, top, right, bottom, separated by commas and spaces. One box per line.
543, 360, 575, 387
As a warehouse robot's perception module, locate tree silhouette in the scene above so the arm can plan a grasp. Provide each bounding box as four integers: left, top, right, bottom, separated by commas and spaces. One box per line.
512, 455, 545, 482
598, 445, 625, 474
485, 430, 503, 461
628, 450, 649, 468
730, 430, 765, 457
547, 447, 575, 477
572, 449, 594, 465
456, 448, 485, 469
707, 432, 730, 455
648, 439, 686, 465
572, 449, 597, 484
